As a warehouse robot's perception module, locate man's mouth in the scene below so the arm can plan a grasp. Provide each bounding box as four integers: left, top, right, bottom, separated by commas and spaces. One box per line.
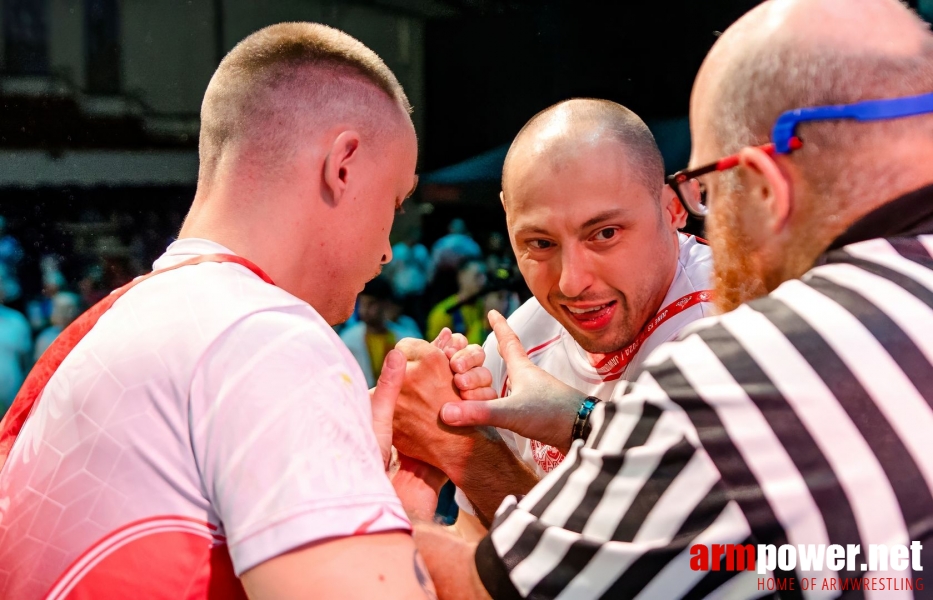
562, 301, 617, 331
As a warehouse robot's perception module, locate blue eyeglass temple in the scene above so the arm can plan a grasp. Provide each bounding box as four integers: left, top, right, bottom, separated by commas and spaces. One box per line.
771, 91, 933, 154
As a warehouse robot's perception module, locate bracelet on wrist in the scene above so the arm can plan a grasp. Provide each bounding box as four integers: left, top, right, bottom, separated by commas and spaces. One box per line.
571, 396, 601, 442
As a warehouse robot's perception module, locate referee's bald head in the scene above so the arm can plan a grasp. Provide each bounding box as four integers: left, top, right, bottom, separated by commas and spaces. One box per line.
689, 0, 933, 314
198, 22, 413, 185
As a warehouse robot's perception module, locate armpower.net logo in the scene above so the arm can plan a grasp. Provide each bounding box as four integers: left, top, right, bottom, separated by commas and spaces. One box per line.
690, 542, 924, 593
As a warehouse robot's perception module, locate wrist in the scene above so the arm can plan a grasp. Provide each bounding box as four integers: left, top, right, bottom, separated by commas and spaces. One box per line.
392, 463, 448, 522
448, 427, 539, 523
571, 396, 601, 443
429, 426, 500, 487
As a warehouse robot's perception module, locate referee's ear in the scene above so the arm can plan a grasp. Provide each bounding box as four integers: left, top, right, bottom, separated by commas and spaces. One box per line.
737, 146, 792, 235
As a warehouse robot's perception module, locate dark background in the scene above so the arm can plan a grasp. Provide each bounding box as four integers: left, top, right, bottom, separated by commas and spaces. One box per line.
422, 0, 762, 171
2, 0, 931, 300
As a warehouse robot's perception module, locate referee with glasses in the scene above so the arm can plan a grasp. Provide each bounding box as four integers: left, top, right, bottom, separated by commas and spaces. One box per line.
398, 0, 933, 597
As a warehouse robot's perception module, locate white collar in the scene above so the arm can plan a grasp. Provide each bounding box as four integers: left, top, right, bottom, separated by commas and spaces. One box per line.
152, 238, 237, 271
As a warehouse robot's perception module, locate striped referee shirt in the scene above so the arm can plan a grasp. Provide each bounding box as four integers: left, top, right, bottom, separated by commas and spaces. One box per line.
474, 184, 933, 599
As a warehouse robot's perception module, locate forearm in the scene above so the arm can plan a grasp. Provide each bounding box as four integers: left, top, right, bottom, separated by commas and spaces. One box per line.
413, 522, 490, 600
445, 427, 539, 525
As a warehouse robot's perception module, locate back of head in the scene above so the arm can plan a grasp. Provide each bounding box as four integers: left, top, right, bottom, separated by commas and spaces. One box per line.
502, 98, 664, 202
199, 22, 411, 185
190, 23, 419, 326
692, 0, 933, 313
703, 0, 933, 214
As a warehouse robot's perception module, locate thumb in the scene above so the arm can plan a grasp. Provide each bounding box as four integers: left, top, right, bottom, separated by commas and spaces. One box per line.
440, 396, 523, 432
371, 349, 406, 466
488, 310, 532, 375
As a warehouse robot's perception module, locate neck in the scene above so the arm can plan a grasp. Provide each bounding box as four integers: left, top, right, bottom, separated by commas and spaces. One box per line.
180, 179, 311, 302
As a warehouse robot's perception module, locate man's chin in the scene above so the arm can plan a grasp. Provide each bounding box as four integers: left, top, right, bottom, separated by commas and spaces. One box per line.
324, 300, 358, 327
564, 322, 633, 355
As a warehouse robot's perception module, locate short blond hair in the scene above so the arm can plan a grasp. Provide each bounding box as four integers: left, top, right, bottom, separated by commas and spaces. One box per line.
199, 22, 411, 180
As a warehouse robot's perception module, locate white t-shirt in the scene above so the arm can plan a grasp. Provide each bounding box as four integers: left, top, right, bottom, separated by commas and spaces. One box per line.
0, 239, 409, 599
457, 234, 713, 513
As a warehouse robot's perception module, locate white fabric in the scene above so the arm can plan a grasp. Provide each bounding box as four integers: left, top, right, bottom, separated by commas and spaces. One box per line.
456, 233, 713, 514
0, 238, 409, 598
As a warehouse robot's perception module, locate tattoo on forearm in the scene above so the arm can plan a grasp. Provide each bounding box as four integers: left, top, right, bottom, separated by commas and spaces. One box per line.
414, 549, 438, 600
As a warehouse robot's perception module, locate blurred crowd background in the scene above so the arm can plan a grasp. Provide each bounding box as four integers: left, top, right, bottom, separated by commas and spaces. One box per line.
3, 0, 933, 415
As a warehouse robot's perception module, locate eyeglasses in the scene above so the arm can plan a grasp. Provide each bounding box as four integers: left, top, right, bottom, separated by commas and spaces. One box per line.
666, 91, 933, 219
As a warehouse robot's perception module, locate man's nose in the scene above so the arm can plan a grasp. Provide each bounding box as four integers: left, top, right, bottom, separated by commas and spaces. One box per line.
381, 242, 393, 265
558, 245, 595, 298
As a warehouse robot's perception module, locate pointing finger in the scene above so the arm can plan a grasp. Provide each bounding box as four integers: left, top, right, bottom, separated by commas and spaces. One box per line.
488, 310, 532, 370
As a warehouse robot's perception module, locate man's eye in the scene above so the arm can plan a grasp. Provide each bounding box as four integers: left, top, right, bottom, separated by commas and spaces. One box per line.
528, 239, 554, 250
593, 227, 619, 241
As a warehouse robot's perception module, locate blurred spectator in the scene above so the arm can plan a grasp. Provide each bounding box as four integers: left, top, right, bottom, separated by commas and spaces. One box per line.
0, 264, 22, 311
0, 267, 31, 415
388, 232, 432, 299
33, 292, 82, 363
484, 230, 514, 273
386, 231, 433, 329
426, 258, 489, 344
430, 218, 482, 272
340, 277, 419, 387
26, 266, 67, 331
0, 215, 24, 280
384, 293, 423, 340
78, 263, 108, 307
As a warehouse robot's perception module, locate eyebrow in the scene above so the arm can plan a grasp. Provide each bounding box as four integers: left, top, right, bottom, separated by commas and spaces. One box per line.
512, 225, 552, 237
580, 209, 630, 230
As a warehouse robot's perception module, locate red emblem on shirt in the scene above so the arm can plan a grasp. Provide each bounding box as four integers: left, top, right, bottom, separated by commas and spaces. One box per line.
530, 439, 565, 473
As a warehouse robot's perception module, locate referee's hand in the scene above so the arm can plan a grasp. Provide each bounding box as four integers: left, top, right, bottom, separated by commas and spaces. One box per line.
438, 310, 588, 454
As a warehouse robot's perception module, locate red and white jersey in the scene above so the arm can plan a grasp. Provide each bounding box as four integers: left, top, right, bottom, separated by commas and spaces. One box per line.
0, 239, 409, 599
457, 234, 714, 514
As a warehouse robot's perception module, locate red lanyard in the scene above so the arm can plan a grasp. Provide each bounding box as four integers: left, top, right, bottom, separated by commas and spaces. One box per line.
0, 253, 273, 472
587, 290, 714, 381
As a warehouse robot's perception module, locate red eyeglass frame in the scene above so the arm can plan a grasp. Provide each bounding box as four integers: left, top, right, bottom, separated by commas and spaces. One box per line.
666, 136, 804, 218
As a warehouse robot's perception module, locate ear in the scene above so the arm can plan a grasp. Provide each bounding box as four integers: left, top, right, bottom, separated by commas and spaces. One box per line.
322, 130, 362, 206
499, 190, 507, 211
661, 184, 688, 230
736, 146, 792, 233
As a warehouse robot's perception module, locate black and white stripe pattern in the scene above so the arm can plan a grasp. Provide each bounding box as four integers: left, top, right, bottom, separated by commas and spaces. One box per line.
476, 235, 933, 599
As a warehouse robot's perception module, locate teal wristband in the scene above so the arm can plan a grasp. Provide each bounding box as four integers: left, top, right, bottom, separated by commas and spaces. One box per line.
571, 396, 600, 442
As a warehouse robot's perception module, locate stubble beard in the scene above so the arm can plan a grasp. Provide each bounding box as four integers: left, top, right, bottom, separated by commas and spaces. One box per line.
707, 204, 769, 315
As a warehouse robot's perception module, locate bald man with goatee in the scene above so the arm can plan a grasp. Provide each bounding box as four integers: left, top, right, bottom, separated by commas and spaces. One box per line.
390, 99, 715, 529
397, 1, 933, 598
